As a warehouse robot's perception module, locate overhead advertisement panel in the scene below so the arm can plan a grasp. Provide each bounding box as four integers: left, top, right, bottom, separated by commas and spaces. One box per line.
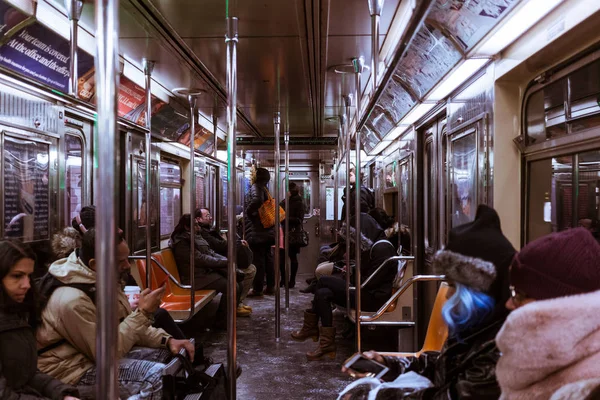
360, 125, 381, 154
379, 77, 416, 125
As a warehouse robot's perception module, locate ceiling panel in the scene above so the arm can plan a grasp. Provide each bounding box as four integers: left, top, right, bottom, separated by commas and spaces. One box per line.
328, 0, 400, 36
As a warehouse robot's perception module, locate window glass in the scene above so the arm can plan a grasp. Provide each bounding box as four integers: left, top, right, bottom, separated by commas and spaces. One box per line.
425, 139, 435, 247
384, 162, 396, 188
450, 131, 477, 227
398, 158, 412, 255
159, 161, 181, 237
221, 166, 228, 229
577, 150, 600, 241
289, 179, 311, 215
65, 134, 83, 225
133, 161, 158, 251
4, 136, 50, 241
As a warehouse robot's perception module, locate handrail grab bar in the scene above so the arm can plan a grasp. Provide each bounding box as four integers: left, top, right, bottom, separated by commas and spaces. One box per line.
361, 255, 414, 289
128, 255, 193, 290
359, 275, 446, 322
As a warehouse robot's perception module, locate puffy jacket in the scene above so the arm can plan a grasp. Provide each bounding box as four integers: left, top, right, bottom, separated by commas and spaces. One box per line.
169, 230, 228, 287
344, 320, 504, 399
279, 194, 304, 229
244, 184, 275, 246
496, 290, 600, 400
198, 228, 254, 270
0, 307, 78, 400
341, 185, 375, 221
36, 252, 170, 385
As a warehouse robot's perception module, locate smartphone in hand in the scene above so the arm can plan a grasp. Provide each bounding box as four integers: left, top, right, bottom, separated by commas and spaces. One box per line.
343, 353, 389, 379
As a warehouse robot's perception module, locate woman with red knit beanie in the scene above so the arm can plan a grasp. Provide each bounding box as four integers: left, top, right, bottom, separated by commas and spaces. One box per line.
496, 227, 600, 400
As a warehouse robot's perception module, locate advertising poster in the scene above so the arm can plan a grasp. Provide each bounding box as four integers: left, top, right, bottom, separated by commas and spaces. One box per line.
0, 22, 94, 92
151, 103, 189, 140
0, 2, 30, 41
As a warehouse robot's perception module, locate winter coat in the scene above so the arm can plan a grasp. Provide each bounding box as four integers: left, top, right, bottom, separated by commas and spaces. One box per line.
244, 184, 275, 247
169, 230, 228, 287
279, 194, 305, 229
198, 228, 254, 270
496, 290, 600, 400
0, 307, 78, 400
341, 185, 375, 221
36, 252, 170, 385
344, 320, 504, 400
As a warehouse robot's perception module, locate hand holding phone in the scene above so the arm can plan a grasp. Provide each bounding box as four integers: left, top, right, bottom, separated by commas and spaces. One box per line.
342, 352, 389, 379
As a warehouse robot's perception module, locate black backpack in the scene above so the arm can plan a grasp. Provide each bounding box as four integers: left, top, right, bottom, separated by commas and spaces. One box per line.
35, 272, 96, 355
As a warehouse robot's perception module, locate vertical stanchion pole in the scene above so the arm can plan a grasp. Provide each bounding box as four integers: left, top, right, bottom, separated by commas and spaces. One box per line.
66, 0, 83, 97
94, 0, 119, 398
368, 0, 384, 93
353, 56, 364, 353
273, 112, 281, 339
226, 16, 239, 400
143, 59, 155, 289
284, 131, 290, 308
344, 95, 352, 314
187, 95, 197, 320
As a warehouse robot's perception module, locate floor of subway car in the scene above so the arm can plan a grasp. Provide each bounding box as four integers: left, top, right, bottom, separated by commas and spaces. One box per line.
181, 274, 354, 400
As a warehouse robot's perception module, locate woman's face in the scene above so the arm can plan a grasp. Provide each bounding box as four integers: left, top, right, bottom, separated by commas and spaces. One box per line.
2, 258, 34, 303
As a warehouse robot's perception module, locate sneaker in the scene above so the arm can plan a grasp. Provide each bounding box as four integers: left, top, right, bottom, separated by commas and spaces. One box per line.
236, 305, 252, 317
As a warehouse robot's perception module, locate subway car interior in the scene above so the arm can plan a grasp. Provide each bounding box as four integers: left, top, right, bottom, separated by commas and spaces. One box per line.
1, 0, 600, 399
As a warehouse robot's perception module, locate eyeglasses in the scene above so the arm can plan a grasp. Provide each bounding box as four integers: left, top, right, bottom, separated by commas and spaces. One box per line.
509, 285, 526, 305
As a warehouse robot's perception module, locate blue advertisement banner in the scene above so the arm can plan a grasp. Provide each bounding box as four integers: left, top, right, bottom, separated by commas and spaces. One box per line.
0, 22, 94, 93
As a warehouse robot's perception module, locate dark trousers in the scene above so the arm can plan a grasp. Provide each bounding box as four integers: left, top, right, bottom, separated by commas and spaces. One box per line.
312, 276, 384, 327
251, 244, 274, 292
279, 247, 299, 286
153, 308, 185, 340
205, 275, 242, 323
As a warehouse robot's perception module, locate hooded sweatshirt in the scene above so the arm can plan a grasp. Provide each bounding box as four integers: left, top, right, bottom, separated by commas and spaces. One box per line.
36, 252, 170, 385
496, 290, 600, 400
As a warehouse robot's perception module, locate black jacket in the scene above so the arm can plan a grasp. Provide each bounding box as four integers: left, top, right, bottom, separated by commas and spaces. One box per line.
341, 185, 375, 221
198, 227, 254, 270
169, 230, 228, 287
244, 184, 275, 247
0, 307, 78, 400
344, 320, 504, 400
279, 194, 304, 229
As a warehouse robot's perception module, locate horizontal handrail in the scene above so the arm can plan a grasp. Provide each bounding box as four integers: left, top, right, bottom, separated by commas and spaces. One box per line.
359, 275, 446, 322
128, 255, 192, 290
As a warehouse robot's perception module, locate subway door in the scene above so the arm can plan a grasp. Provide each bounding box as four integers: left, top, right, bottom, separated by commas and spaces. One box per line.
125, 132, 160, 254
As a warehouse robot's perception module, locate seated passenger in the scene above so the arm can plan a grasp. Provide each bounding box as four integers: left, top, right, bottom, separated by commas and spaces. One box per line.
195, 207, 256, 312
0, 240, 80, 400
37, 229, 194, 399
51, 205, 186, 340
495, 227, 600, 400
291, 212, 397, 361
169, 214, 246, 327
339, 205, 516, 399
368, 208, 400, 252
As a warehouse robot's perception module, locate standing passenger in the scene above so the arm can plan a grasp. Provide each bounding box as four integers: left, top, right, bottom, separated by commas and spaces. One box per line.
279, 182, 305, 288
496, 228, 600, 400
244, 167, 276, 297
0, 240, 80, 400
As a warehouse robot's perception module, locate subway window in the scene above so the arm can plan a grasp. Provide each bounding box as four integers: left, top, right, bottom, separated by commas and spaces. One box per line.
159, 161, 182, 238
65, 134, 84, 225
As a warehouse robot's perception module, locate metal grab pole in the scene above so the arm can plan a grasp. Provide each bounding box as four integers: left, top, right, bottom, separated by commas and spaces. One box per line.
273, 112, 281, 339
353, 56, 365, 352
188, 95, 197, 320
213, 110, 218, 159
143, 59, 155, 289
225, 17, 239, 400
94, 0, 119, 398
368, 0, 384, 93
284, 131, 290, 309
65, 0, 83, 97
344, 94, 352, 315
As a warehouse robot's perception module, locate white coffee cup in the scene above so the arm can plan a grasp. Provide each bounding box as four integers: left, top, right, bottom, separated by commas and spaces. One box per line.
124, 286, 141, 304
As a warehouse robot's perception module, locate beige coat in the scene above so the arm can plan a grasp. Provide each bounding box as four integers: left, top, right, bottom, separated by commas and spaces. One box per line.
36, 252, 171, 385
496, 290, 600, 400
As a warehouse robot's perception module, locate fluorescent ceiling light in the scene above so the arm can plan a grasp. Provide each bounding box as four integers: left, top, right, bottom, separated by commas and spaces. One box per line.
36, 1, 69, 40
369, 140, 392, 156
5, 0, 36, 15
474, 0, 563, 57
400, 103, 436, 126
384, 124, 410, 141
427, 58, 489, 101
216, 150, 227, 161
380, 0, 414, 67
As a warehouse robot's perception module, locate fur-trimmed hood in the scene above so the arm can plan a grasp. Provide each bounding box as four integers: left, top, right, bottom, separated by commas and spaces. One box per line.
433, 250, 496, 292
496, 290, 600, 400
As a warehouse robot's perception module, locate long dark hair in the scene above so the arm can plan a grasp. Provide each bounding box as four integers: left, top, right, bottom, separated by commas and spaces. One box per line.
0, 240, 41, 327
171, 213, 193, 239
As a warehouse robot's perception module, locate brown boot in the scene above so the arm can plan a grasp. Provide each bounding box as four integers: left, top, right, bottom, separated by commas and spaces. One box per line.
306, 327, 336, 361
291, 310, 319, 342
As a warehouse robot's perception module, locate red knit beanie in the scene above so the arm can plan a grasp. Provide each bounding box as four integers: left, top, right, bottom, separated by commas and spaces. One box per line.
510, 228, 600, 300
